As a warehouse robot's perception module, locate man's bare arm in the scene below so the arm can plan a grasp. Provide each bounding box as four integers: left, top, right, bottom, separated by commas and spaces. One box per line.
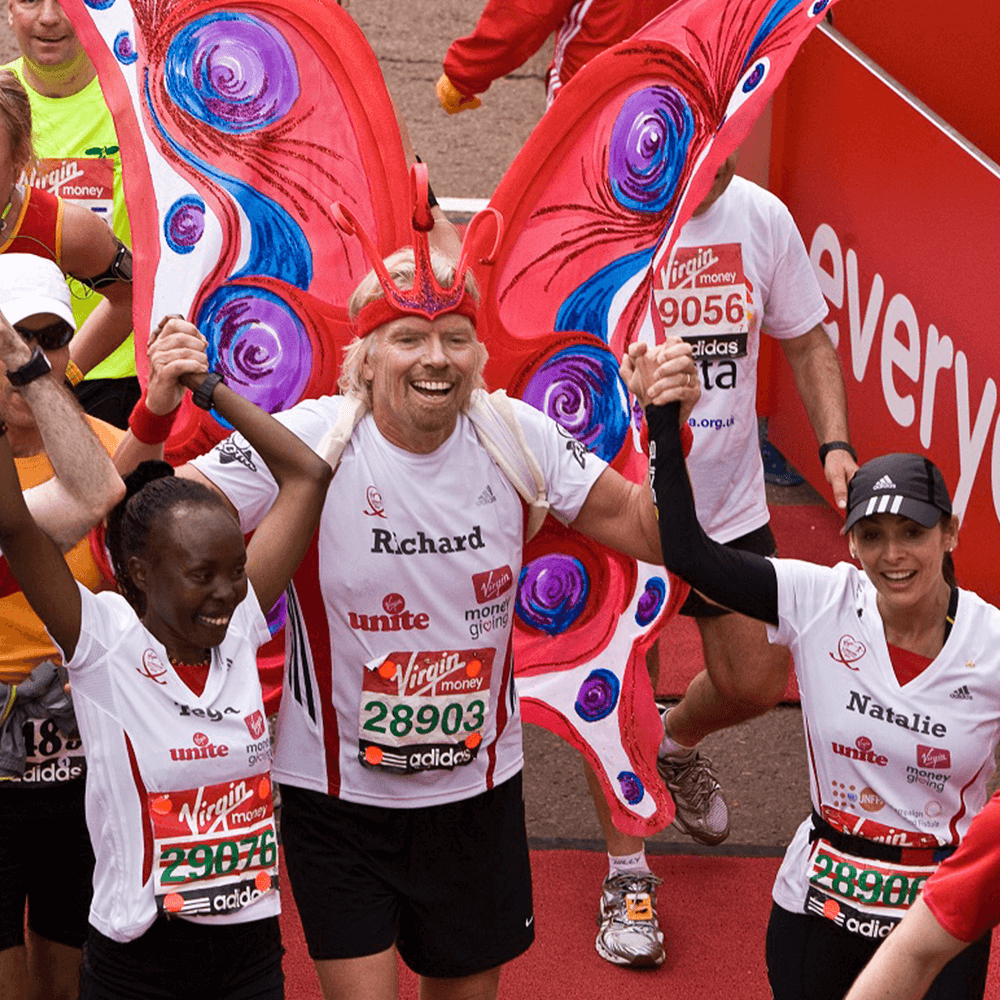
58, 201, 135, 375
0, 315, 124, 549
780, 324, 857, 508
843, 897, 967, 1000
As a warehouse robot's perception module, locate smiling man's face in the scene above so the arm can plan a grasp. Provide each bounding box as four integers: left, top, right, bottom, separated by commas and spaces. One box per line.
8, 0, 86, 70
363, 314, 481, 454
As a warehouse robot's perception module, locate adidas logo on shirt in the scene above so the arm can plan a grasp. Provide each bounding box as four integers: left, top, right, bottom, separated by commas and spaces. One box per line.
476, 486, 497, 507
949, 685, 973, 700
872, 475, 896, 490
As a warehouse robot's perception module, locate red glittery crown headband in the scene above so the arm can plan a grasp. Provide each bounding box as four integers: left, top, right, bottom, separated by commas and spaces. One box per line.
332, 164, 503, 338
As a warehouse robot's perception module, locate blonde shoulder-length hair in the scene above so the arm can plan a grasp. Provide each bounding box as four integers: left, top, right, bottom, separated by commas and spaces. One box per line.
338, 247, 488, 408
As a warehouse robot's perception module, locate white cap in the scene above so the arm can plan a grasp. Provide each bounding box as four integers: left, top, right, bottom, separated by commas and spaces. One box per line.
0, 253, 75, 330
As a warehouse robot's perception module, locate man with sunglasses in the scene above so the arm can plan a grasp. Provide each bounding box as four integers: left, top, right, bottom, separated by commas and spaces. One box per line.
0, 252, 128, 1000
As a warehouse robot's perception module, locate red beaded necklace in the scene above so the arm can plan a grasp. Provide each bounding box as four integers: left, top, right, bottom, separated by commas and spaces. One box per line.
169, 652, 211, 697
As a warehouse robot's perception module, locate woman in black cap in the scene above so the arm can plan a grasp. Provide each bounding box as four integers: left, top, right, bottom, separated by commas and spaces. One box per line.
624, 342, 999, 1000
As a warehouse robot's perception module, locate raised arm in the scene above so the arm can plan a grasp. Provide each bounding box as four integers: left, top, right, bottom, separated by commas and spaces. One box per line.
171, 321, 332, 612
112, 317, 209, 475
59, 201, 135, 377
438, 0, 574, 108
0, 310, 125, 551
0, 426, 84, 660
571, 338, 697, 563
622, 341, 780, 626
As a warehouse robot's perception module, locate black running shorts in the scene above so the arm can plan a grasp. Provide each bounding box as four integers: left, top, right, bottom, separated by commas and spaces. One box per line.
765, 902, 991, 1000
679, 522, 777, 617
79, 916, 283, 1000
281, 772, 535, 977
0, 779, 95, 951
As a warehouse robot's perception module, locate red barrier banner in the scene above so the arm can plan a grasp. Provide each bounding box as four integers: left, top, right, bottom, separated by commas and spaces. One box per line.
767, 25, 1000, 603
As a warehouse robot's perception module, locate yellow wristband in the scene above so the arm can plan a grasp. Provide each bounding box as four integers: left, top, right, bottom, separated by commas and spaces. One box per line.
0, 685, 16, 724
65, 360, 85, 387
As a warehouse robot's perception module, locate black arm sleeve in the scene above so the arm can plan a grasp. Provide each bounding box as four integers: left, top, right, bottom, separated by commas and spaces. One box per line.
646, 402, 780, 627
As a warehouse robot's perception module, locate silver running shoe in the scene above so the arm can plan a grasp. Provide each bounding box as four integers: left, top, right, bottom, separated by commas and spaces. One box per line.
595, 872, 665, 968
657, 707, 730, 845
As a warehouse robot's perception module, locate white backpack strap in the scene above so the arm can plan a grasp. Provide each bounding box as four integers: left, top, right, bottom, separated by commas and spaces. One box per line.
316, 396, 368, 470
468, 389, 551, 541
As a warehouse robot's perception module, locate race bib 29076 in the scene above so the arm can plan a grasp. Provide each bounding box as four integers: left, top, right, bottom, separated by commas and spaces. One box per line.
358, 648, 494, 774
148, 774, 277, 919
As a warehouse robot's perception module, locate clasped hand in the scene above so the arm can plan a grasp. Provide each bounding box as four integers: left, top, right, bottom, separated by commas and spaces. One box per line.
145, 316, 210, 415
619, 337, 701, 424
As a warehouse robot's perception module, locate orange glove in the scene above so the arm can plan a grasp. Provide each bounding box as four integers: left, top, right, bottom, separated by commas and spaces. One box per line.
436, 73, 482, 114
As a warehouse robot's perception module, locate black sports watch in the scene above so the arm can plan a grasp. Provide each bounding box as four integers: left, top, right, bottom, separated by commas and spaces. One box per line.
6, 347, 52, 386
818, 440, 857, 466
191, 371, 224, 410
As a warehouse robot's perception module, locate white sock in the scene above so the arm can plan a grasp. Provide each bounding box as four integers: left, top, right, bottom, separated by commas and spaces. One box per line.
658, 708, 698, 757
608, 849, 650, 877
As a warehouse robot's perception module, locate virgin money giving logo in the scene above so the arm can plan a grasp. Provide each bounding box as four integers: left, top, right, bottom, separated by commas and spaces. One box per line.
829, 635, 867, 670
244, 711, 266, 740
472, 566, 513, 604
916, 745, 951, 770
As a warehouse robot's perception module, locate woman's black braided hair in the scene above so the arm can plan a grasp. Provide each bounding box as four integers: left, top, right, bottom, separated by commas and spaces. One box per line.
105, 461, 232, 617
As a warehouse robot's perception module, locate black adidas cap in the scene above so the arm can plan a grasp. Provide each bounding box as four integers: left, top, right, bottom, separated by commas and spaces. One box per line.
842, 453, 952, 534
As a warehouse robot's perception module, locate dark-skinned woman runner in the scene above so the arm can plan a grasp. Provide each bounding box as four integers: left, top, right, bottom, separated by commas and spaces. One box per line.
0, 315, 332, 1000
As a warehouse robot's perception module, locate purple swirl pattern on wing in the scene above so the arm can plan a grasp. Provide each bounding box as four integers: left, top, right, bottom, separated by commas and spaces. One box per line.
574, 668, 621, 722
113, 30, 138, 65
516, 553, 590, 636
522, 343, 629, 462
200, 285, 312, 415
609, 86, 695, 213
617, 770, 645, 805
165, 13, 299, 133
635, 577, 667, 627
164, 195, 206, 254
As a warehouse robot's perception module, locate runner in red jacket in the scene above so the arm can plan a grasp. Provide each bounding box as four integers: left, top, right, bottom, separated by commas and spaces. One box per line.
438, 0, 675, 111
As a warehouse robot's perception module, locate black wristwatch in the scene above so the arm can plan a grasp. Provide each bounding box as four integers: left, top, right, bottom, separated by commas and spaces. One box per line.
818, 440, 857, 466
6, 347, 52, 386
192, 371, 224, 410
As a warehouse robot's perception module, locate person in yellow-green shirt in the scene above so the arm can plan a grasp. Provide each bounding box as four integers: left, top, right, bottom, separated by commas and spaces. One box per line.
5, 0, 137, 429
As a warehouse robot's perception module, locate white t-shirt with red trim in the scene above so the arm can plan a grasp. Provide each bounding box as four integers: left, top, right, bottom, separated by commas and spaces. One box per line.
767, 559, 1000, 933
650, 177, 828, 541
56, 582, 277, 943
190, 395, 605, 808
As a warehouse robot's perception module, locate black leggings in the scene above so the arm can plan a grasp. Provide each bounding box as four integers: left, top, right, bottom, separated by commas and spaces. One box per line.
79, 916, 284, 1000
765, 903, 991, 1000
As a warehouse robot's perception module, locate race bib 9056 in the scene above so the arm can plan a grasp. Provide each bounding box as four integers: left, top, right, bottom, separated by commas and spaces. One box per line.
652, 244, 750, 360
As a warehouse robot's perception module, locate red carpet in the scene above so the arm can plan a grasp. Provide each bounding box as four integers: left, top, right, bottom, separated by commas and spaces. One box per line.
654, 502, 850, 701
279, 849, 1000, 998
